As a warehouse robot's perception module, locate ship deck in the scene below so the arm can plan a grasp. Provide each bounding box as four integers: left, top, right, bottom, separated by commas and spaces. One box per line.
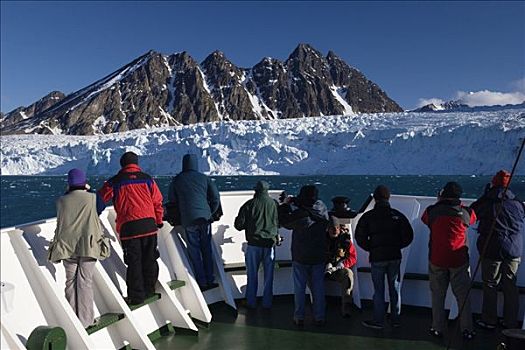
155, 297, 506, 350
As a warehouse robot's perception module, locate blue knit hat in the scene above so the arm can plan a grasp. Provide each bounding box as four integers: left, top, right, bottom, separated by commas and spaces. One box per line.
67, 168, 86, 187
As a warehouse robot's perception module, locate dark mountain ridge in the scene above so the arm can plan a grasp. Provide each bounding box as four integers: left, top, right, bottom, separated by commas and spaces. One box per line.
1, 44, 402, 135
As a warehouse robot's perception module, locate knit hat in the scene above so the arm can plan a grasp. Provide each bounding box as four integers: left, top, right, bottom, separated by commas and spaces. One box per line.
441, 181, 462, 199
373, 185, 390, 201
329, 215, 339, 227
492, 170, 511, 188
331, 196, 350, 206
67, 168, 86, 187
120, 151, 139, 167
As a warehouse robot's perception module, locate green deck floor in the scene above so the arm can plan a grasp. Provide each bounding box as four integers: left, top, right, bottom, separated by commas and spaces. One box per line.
154, 296, 508, 350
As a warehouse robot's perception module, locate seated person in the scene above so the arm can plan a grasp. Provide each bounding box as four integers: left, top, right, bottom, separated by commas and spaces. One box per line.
325, 220, 357, 317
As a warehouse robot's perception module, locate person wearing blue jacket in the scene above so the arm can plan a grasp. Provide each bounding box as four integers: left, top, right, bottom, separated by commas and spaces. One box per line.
167, 154, 221, 291
471, 170, 525, 330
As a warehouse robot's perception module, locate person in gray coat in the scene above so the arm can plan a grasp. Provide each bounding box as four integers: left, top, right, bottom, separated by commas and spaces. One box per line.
167, 154, 221, 290
48, 168, 109, 328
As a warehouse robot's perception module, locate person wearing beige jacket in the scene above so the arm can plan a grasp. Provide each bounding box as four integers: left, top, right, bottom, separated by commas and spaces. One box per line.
48, 168, 109, 328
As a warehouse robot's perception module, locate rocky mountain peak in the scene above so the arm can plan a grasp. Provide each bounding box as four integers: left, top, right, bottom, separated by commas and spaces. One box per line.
411, 99, 525, 113
202, 50, 243, 83
287, 44, 327, 72
288, 43, 323, 60
326, 50, 340, 60
1, 90, 66, 129
202, 50, 229, 67
1, 44, 403, 135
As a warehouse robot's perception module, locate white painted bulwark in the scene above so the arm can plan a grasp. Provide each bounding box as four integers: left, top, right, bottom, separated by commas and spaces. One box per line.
1, 191, 524, 349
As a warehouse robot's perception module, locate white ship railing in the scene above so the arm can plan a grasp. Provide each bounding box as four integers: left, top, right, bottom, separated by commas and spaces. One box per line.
1, 191, 524, 349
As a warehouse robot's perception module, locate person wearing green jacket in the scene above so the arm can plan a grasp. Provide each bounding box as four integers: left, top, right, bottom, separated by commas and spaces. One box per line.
48, 168, 110, 328
234, 181, 279, 309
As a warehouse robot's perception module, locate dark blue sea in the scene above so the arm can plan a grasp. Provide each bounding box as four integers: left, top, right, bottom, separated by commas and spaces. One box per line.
1, 175, 524, 228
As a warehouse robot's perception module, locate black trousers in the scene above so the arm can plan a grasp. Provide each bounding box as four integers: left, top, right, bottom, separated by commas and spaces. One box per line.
121, 235, 159, 303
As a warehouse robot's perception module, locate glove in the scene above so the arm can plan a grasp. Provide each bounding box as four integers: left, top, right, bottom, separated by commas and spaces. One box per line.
157, 223, 164, 229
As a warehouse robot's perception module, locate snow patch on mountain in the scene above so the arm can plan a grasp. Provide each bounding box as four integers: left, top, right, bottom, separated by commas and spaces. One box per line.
1, 110, 524, 176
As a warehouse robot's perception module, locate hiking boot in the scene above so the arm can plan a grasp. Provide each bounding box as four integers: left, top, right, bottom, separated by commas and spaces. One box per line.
498, 319, 513, 329
475, 319, 496, 330
124, 297, 144, 306
200, 282, 220, 292
293, 319, 304, 328
362, 320, 383, 330
429, 328, 443, 338
207, 282, 220, 290
314, 319, 326, 327
341, 303, 352, 318
462, 329, 476, 340
238, 299, 256, 309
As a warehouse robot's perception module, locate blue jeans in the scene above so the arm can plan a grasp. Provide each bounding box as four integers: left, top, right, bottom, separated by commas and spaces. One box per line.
371, 259, 401, 325
293, 262, 326, 321
185, 222, 215, 287
245, 245, 275, 308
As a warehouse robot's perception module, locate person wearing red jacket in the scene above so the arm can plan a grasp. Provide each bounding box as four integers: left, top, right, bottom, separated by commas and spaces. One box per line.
99, 152, 164, 305
325, 219, 357, 317
421, 181, 476, 340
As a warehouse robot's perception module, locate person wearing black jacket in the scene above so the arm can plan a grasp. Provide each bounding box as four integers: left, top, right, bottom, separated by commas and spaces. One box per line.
279, 185, 329, 327
355, 185, 414, 329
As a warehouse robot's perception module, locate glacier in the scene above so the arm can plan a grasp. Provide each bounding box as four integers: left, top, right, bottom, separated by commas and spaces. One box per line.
1, 109, 524, 176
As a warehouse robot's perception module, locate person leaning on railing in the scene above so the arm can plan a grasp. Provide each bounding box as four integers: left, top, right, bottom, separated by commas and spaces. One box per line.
234, 180, 279, 309
279, 185, 329, 327
421, 182, 476, 340
98, 152, 164, 306
166, 154, 221, 292
355, 185, 414, 330
48, 168, 110, 328
471, 170, 525, 330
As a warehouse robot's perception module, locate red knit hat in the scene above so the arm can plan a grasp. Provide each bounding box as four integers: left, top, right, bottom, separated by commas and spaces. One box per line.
492, 170, 511, 188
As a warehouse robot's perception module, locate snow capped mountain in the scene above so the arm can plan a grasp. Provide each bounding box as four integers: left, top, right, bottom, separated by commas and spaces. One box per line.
413, 100, 525, 113
1, 91, 65, 129
0, 44, 402, 135
1, 109, 523, 176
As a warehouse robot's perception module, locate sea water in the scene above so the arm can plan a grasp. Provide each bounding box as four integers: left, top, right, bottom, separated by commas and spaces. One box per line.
1, 175, 524, 228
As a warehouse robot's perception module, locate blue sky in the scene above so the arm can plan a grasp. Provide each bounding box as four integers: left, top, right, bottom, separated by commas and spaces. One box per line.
1, 1, 524, 112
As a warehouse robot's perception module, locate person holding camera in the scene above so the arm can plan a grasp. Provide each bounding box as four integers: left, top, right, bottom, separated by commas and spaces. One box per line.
471, 170, 524, 330
234, 181, 279, 309
279, 185, 329, 327
325, 218, 357, 317
329, 196, 358, 221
